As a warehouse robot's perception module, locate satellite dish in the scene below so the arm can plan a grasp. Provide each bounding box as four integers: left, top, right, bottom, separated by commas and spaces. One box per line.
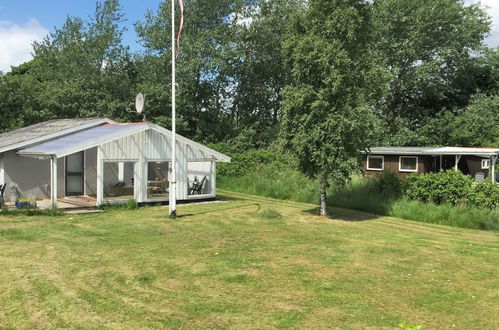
135, 93, 145, 114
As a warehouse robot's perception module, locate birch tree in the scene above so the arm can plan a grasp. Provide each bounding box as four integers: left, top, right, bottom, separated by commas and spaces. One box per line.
281, 0, 380, 216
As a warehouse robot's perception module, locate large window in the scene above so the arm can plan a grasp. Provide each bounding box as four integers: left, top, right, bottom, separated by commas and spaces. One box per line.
103, 162, 135, 200
367, 155, 384, 171
147, 162, 169, 198
399, 156, 418, 172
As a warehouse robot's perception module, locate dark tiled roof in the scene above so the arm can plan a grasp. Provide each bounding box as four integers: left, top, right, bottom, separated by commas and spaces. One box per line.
0, 118, 106, 150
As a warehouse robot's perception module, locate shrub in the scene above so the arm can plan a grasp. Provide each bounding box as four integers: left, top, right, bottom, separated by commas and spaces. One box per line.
469, 180, 499, 209
126, 198, 139, 210
375, 170, 403, 196
404, 170, 473, 206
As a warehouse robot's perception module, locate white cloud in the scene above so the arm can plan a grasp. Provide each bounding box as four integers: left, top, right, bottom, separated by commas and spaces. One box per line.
466, 0, 499, 47
0, 18, 48, 73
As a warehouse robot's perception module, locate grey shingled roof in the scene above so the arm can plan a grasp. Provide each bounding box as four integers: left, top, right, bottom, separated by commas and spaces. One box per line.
0, 118, 107, 150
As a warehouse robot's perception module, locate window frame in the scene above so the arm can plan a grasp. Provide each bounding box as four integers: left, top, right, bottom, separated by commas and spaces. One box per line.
367, 155, 384, 171
481, 159, 491, 170
399, 156, 418, 173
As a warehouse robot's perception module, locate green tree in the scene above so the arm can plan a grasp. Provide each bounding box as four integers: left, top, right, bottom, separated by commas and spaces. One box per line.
281, 0, 380, 216
0, 0, 136, 132
372, 0, 490, 144
228, 0, 304, 146
440, 94, 499, 147
135, 0, 253, 142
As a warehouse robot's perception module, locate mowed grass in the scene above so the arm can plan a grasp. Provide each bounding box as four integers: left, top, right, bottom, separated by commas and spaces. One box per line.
1, 191, 499, 329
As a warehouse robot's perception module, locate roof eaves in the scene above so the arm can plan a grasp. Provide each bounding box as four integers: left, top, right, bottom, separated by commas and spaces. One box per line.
0, 118, 115, 154
17, 123, 147, 159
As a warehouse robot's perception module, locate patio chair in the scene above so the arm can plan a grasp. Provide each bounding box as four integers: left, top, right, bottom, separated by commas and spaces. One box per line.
188, 176, 207, 195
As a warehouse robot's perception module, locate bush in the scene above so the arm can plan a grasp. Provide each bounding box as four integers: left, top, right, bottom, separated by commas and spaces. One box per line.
126, 198, 139, 210
469, 180, 499, 209
404, 170, 473, 206
375, 170, 403, 196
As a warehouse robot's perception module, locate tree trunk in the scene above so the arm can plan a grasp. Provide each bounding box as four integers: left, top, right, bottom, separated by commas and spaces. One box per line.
319, 181, 327, 217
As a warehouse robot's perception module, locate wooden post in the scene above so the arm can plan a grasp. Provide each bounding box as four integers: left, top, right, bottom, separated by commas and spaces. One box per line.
454, 155, 461, 171
96, 146, 104, 206
492, 156, 497, 183
50, 156, 58, 207
440, 155, 443, 171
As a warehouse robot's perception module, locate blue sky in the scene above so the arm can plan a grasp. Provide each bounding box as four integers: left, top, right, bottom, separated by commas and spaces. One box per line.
0, 0, 160, 48
0, 0, 161, 72
1, 0, 499, 72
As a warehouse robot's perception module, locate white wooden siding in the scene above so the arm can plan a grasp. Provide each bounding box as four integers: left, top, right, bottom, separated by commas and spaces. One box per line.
99, 128, 216, 200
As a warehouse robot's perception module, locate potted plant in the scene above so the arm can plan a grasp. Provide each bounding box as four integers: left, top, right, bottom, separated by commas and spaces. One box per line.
15, 196, 37, 209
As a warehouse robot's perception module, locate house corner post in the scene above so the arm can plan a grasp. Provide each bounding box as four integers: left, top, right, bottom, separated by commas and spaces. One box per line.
136, 151, 146, 203
211, 161, 216, 196
50, 156, 58, 207
96, 146, 104, 206
454, 155, 461, 171
492, 155, 497, 183
0, 155, 4, 186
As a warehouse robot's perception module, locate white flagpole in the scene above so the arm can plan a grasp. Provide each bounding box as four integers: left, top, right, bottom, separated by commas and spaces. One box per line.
169, 0, 177, 218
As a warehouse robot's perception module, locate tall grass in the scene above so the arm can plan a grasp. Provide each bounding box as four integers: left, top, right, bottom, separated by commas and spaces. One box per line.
328, 176, 394, 215
329, 177, 499, 231
218, 170, 319, 204
390, 200, 499, 231
220, 171, 499, 232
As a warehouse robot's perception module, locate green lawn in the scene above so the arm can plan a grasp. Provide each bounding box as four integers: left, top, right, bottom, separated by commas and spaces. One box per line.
1, 190, 499, 329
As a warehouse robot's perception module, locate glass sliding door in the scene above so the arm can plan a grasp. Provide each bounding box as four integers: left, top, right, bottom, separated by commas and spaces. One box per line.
66, 151, 84, 196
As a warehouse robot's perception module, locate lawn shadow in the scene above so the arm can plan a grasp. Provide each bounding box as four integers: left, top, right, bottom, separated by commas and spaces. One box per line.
304, 206, 380, 222
216, 194, 245, 202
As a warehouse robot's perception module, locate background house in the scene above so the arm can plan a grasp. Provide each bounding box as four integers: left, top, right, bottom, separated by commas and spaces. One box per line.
361, 147, 499, 181
0, 118, 230, 207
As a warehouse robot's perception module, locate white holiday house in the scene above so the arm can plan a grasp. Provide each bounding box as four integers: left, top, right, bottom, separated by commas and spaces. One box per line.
0, 118, 230, 207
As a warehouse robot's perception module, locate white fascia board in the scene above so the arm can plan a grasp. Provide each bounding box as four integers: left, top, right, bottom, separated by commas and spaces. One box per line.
18, 124, 148, 159
361, 150, 426, 155
0, 118, 116, 154
422, 150, 499, 156
149, 124, 232, 162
